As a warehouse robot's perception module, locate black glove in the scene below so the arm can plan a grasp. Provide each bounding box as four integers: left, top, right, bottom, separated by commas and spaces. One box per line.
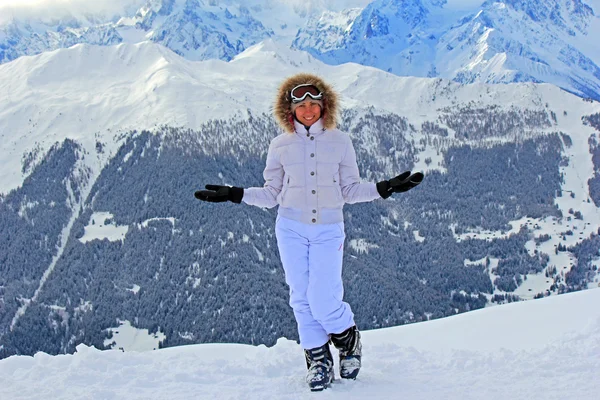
194, 184, 244, 204
376, 171, 424, 199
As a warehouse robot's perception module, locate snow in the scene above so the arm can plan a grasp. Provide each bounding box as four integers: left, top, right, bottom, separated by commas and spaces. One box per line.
452, 211, 600, 299
253, 245, 265, 261
413, 138, 447, 173
412, 230, 425, 243
74, 300, 92, 314
103, 320, 165, 352
0, 0, 146, 25
126, 284, 141, 295
79, 211, 129, 243
451, 217, 530, 242
240, 0, 371, 41
443, 0, 486, 12
137, 217, 177, 235
589, 256, 600, 289
1, 288, 598, 399
348, 238, 380, 254
444, 97, 600, 298
2, 39, 600, 196
115, 25, 150, 44
79, 215, 177, 247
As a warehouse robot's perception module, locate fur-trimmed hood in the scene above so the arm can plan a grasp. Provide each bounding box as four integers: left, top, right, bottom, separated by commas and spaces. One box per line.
274, 73, 339, 133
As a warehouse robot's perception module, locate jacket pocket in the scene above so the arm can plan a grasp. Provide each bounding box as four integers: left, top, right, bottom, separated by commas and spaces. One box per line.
280, 176, 290, 204
333, 175, 343, 203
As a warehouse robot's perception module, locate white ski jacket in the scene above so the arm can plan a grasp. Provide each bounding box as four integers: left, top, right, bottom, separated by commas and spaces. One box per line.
243, 119, 381, 224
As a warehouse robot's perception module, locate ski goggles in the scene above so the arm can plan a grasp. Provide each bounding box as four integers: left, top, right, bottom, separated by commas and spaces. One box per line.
290, 84, 323, 103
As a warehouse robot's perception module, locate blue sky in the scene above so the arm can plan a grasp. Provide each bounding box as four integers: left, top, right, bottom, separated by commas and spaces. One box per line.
0, 0, 145, 13
0, 0, 146, 23
0, 0, 488, 10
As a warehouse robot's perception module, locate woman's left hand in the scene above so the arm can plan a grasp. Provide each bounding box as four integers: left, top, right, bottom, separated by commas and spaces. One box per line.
376, 171, 424, 199
194, 185, 244, 203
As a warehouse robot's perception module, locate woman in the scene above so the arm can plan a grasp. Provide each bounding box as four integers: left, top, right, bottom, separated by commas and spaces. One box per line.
195, 73, 423, 391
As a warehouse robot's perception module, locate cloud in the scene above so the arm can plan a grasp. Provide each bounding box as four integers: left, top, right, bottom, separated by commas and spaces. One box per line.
0, 0, 147, 24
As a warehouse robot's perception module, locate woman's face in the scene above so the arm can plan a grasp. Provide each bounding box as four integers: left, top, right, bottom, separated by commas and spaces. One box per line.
293, 100, 322, 127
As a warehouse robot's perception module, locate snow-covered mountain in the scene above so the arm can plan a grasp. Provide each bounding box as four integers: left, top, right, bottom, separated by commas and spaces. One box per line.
3, 39, 600, 195
0, 21, 123, 63
0, 0, 370, 64
1, 287, 598, 399
0, 0, 272, 63
294, 0, 600, 99
2, 39, 600, 360
0, 40, 316, 193
118, 0, 274, 61
2, 0, 600, 99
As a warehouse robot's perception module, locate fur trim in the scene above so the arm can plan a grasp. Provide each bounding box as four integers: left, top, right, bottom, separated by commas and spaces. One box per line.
274, 73, 339, 133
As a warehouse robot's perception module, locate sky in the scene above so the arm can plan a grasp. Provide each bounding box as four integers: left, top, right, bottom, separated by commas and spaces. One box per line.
0, 0, 373, 24
0, 0, 374, 11
0, 0, 551, 25
0, 0, 488, 16
0, 0, 484, 27
0, 0, 506, 25
0, 0, 143, 8
1, 0, 598, 13
0, 0, 147, 24
0, 0, 144, 12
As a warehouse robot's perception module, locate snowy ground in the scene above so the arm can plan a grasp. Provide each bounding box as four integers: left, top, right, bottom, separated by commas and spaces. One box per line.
79, 212, 129, 243
103, 320, 165, 352
1, 288, 598, 400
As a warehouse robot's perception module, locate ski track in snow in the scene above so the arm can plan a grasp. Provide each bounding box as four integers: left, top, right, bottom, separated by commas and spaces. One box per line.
1, 289, 599, 399
9, 160, 91, 331
9, 141, 117, 331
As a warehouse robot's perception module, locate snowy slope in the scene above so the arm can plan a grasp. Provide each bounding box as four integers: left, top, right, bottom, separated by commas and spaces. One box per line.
1, 37, 600, 329
3, 34, 600, 361
0, 40, 304, 193
2, 40, 600, 308
3, 39, 600, 195
2, 41, 600, 296
1, 287, 598, 399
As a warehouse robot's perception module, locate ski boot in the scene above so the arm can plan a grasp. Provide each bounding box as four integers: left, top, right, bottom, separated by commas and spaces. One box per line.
304, 342, 334, 391
330, 325, 362, 379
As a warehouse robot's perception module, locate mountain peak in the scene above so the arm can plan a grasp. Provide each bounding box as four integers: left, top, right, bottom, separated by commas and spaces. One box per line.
292, 0, 600, 100
487, 0, 596, 34
1, 0, 600, 100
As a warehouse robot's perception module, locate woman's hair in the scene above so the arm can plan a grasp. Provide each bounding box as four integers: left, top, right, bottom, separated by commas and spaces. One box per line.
274, 73, 339, 133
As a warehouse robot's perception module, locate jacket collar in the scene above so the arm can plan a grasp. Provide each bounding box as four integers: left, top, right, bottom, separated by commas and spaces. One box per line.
294, 118, 326, 137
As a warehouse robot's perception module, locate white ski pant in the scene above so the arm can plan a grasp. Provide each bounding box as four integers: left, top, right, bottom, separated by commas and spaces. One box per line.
275, 215, 355, 350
